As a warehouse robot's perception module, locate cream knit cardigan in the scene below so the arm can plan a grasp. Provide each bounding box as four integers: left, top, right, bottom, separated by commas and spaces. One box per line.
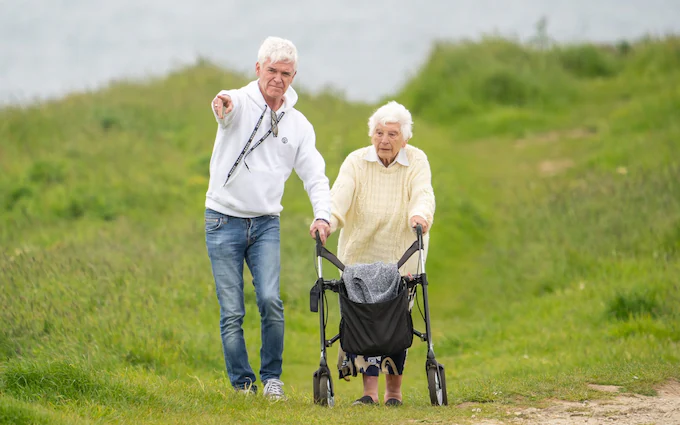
330, 145, 435, 275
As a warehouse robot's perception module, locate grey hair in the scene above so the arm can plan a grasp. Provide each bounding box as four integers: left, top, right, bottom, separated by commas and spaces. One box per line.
257, 36, 298, 71
367, 101, 413, 140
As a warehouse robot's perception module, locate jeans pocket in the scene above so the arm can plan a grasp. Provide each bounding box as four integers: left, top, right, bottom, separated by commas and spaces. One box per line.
205, 211, 226, 232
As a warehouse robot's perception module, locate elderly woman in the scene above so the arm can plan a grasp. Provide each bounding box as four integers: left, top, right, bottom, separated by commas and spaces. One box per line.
329, 100, 435, 406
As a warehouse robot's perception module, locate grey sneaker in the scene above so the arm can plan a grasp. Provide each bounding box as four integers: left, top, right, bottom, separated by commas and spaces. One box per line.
263, 379, 285, 400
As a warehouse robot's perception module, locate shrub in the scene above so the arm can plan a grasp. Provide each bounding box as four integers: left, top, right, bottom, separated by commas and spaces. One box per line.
556, 45, 618, 78
28, 161, 66, 184
4, 185, 32, 211
606, 290, 662, 321
478, 71, 540, 106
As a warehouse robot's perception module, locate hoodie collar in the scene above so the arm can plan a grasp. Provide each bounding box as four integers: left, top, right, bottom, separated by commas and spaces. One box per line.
245, 80, 298, 112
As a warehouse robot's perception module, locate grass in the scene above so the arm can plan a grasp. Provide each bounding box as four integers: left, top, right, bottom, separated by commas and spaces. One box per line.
1, 36, 679, 424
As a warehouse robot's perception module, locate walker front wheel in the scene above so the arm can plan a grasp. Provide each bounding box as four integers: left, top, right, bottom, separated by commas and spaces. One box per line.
313, 370, 334, 407
317, 375, 334, 407
427, 363, 448, 406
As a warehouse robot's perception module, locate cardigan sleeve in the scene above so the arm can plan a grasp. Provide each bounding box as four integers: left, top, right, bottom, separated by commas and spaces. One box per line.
407, 155, 436, 228
329, 154, 358, 233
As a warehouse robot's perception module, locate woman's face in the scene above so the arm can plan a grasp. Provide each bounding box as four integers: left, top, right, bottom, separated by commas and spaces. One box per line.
371, 122, 407, 166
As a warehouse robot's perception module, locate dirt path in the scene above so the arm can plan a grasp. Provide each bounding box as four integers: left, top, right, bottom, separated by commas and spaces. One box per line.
473, 380, 680, 425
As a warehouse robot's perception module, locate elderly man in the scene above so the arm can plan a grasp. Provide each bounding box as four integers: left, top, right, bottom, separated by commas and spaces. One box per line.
205, 36, 331, 399
330, 100, 435, 406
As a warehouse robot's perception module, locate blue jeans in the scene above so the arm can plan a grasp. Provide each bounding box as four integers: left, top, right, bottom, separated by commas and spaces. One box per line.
205, 209, 284, 390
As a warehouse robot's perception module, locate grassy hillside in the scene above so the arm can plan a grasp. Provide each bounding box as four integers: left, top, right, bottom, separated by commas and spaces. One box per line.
1, 36, 679, 424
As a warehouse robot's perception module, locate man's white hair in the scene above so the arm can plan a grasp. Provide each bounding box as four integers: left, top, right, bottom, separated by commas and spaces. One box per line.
257, 36, 298, 71
368, 101, 413, 140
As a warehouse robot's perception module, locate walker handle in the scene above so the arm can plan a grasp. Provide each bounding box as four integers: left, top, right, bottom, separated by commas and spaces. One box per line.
415, 224, 424, 250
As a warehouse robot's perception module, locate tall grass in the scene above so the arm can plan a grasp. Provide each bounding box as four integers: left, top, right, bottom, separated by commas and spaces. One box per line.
1, 36, 679, 424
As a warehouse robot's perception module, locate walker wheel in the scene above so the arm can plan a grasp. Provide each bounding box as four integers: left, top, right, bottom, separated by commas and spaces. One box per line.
427, 362, 448, 406
313, 372, 334, 407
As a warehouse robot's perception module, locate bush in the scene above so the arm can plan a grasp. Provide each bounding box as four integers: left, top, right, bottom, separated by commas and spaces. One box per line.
28, 161, 66, 184
606, 290, 662, 321
397, 38, 576, 127
624, 36, 680, 75
478, 71, 540, 106
3, 185, 32, 211
556, 45, 619, 78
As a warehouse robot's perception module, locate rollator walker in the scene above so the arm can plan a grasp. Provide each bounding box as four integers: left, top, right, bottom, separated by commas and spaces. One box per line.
309, 225, 447, 407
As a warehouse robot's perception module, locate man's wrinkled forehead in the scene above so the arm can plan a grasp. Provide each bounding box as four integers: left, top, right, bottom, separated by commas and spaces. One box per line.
261, 59, 295, 71
260, 57, 296, 71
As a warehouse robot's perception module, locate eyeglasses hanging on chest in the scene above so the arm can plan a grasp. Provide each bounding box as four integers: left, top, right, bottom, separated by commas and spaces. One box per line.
270, 108, 279, 138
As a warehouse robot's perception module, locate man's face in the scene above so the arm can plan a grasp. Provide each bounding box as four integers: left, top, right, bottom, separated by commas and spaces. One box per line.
256, 59, 296, 105
371, 122, 407, 166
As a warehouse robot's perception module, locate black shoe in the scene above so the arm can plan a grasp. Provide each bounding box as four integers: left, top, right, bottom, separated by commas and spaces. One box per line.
235, 383, 257, 395
385, 398, 402, 406
352, 395, 377, 405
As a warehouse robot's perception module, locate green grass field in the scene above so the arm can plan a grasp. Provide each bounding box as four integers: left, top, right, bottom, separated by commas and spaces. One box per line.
1, 36, 679, 424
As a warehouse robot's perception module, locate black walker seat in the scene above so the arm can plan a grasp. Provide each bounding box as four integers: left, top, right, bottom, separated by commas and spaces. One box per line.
309, 225, 448, 407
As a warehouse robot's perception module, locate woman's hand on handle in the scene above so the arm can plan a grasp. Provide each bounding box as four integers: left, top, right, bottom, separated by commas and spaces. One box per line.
410, 215, 429, 234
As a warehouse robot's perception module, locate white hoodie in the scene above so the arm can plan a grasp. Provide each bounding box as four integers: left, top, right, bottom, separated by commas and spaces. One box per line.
205, 81, 331, 220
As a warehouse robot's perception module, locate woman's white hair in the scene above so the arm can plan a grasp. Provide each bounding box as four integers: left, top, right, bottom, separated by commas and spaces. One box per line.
367, 101, 413, 141
257, 36, 298, 71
